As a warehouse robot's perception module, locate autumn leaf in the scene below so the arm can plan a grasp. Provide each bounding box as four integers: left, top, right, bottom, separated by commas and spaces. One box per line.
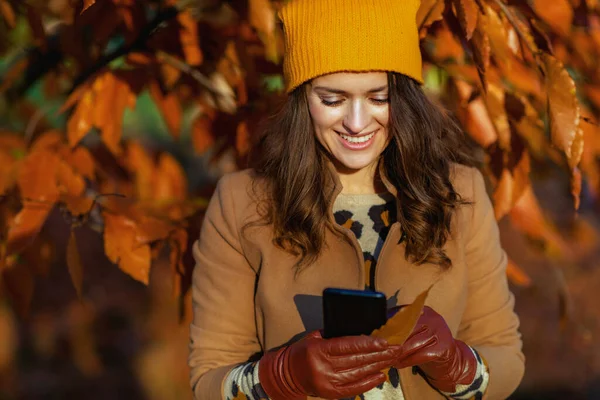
507, 258, 532, 287
103, 212, 151, 285
542, 53, 583, 169
249, 0, 279, 63
236, 121, 250, 157
485, 84, 510, 151
7, 150, 61, 255
571, 167, 582, 210
67, 229, 84, 297
493, 169, 513, 220
371, 285, 432, 345
417, 0, 445, 33
192, 114, 215, 154
153, 153, 187, 202
177, 10, 203, 66
485, 5, 511, 71
531, 0, 573, 37
454, 80, 497, 148
470, 12, 491, 91
453, 0, 479, 40
149, 81, 182, 140
0, 0, 16, 28
81, 0, 96, 14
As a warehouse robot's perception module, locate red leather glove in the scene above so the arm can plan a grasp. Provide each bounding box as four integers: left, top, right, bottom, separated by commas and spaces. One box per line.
259, 330, 397, 400
388, 305, 477, 393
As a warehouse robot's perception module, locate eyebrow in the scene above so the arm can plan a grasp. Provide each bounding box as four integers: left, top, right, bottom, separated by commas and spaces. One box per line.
313, 85, 388, 94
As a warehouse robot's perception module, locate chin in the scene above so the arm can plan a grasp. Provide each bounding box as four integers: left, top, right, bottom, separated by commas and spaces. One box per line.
333, 154, 379, 172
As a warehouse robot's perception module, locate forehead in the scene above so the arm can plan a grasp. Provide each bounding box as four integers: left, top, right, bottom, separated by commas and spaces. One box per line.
310, 72, 388, 92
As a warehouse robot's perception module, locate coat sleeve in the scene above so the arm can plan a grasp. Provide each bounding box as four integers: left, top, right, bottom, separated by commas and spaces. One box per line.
456, 168, 525, 400
188, 173, 262, 399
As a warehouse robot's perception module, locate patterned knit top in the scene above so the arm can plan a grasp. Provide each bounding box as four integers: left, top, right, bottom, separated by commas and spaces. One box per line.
332, 192, 397, 291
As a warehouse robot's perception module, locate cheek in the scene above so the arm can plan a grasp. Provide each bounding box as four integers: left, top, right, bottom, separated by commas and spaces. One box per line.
309, 103, 341, 132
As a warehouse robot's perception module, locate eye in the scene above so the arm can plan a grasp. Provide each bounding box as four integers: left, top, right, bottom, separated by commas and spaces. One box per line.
371, 98, 389, 105
320, 98, 344, 107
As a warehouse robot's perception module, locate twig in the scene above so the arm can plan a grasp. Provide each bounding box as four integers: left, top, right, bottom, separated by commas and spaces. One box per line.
68, 6, 180, 95
156, 50, 217, 95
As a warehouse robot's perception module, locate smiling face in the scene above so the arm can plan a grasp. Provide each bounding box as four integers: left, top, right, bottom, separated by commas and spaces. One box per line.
306, 72, 391, 176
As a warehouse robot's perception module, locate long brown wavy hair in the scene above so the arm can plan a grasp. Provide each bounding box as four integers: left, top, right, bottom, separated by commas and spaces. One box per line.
245, 72, 477, 273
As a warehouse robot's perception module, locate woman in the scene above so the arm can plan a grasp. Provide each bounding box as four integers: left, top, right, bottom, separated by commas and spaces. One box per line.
188, 0, 525, 399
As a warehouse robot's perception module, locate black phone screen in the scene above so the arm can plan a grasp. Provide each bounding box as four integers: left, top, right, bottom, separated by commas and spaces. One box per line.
322, 288, 387, 339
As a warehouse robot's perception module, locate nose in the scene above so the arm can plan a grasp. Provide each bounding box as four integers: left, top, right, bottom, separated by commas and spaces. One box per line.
342, 99, 370, 134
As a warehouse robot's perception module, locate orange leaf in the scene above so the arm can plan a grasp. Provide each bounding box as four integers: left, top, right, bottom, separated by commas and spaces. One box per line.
192, 114, 215, 154
0, 0, 16, 28
506, 258, 532, 287
236, 121, 250, 157
17, 150, 60, 203
125, 141, 155, 200
493, 169, 513, 221
63, 147, 95, 180
57, 161, 86, 197
452, 0, 479, 40
455, 80, 497, 148
470, 13, 490, 91
103, 213, 151, 285
66, 87, 94, 148
509, 186, 569, 258
571, 167, 582, 210
177, 11, 202, 66
82, 0, 96, 14
67, 229, 84, 298
531, 0, 573, 37
6, 202, 54, 257
249, 0, 279, 63
61, 194, 95, 217
417, 0, 445, 33
430, 24, 464, 61
371, 285, 433, 345
485, 84, 510, 151
484, 5, 511, 71
149, 81, 182, 140
542, 53, 582, 169
154, 153, 187, 201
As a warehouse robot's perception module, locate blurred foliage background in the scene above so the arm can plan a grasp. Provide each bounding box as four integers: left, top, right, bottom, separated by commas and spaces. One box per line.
1, 0, 600, 398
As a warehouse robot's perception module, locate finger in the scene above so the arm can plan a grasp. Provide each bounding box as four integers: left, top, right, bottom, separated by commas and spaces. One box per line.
333, 360, 395, 384
331, 348, 397, 371
335, 372, 387, 398
327, 335, 389, 356
398, 329, 437, 357
393, 351, 436, 370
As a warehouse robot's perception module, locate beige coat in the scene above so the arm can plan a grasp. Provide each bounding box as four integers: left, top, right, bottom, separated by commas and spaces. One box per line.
189, 162, 525, 400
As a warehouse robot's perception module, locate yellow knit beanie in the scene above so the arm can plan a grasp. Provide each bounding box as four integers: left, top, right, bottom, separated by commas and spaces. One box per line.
278, 0, 424, 93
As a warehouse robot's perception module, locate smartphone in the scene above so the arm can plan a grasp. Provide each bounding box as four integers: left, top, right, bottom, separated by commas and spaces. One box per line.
322, 288, 387, 339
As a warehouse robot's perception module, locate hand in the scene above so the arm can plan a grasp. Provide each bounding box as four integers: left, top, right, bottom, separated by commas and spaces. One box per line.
388, 305, 477, 393
258, 330, 397, 400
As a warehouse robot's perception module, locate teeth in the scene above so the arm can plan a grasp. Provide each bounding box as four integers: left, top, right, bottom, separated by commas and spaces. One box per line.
339, 131, 375, 143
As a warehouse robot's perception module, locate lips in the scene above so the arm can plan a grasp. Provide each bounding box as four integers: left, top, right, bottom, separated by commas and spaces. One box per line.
336, 129, 377, 144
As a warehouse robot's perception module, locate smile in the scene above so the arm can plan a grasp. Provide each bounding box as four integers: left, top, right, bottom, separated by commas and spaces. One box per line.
337, 130, 377, 143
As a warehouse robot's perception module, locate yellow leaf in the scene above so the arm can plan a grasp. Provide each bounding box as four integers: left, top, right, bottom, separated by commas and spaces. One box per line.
452, 0, 479, 40
493, 169, 513, 221
470, 12, 490, 91
67, 229, 84, 298
154, 153, 187, 201
543, 53, 582, 169
371, 285, 433, 345
484, 84, 510, 151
